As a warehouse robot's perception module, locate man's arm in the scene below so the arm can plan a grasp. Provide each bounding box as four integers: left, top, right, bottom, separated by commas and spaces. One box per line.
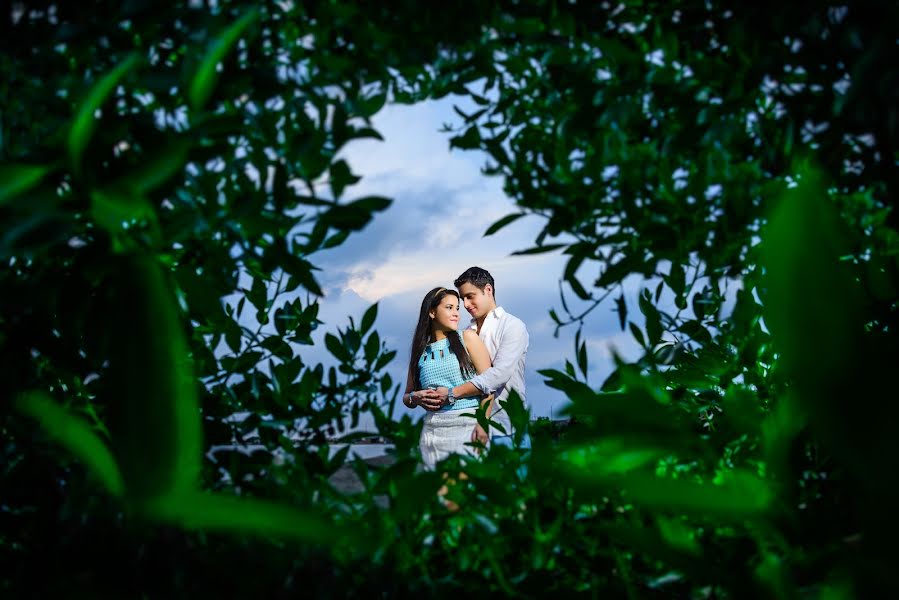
436, 330, 491, 402
467, 319, 528, 401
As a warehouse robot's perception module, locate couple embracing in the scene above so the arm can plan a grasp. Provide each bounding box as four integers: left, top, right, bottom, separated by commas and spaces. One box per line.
402, 267, 529, 470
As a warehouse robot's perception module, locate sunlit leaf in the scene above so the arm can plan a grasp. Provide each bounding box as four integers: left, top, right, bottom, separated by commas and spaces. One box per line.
0, 164, 50, 205
657, 516, 701, 556
560, 438, 663, 477
620, 470, 772, 517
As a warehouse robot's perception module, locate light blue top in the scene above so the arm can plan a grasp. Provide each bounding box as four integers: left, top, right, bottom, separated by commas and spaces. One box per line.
418, 332, 480, 411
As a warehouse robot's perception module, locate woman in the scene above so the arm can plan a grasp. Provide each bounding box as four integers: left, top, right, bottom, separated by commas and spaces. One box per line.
402, 286, 493, 469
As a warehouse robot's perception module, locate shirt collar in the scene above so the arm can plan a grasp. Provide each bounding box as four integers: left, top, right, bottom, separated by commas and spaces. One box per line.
468, 306, 506, 329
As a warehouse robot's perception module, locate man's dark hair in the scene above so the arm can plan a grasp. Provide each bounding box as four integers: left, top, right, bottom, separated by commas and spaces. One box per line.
454, 266, 495, 298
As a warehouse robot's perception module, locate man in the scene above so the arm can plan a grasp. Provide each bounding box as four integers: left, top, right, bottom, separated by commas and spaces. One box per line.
435, 266, 530, 449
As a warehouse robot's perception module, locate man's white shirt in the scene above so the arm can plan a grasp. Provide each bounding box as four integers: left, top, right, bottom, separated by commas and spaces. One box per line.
467, 306, 529, 437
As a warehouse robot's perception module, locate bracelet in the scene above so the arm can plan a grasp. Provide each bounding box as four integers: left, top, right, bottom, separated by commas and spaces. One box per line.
408, 391, 417, 406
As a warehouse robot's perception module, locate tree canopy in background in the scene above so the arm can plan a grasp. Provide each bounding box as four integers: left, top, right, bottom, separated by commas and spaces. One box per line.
2, 1, 897, 597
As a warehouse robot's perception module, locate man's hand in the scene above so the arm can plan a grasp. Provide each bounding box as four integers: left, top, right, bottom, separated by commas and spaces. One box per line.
413, 389, 443, 411
471, 423, 488, 450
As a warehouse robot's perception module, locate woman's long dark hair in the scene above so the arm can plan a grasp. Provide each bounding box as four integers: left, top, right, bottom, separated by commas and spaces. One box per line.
408, 287, 476, 390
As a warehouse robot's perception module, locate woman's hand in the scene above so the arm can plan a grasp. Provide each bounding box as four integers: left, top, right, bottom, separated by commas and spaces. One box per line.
413, 388, 443, 411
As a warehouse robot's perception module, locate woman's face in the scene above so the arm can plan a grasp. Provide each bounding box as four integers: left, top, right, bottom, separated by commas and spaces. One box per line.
430, 294, 461, 332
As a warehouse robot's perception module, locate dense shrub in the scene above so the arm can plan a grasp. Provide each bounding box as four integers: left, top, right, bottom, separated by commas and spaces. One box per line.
2, 1, 896, 597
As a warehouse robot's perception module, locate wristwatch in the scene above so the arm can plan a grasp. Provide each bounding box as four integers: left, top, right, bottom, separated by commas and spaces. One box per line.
446, 388, 456, 405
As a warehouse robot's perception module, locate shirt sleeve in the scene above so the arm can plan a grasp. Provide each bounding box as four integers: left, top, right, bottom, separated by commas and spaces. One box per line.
469, 318, 529, 396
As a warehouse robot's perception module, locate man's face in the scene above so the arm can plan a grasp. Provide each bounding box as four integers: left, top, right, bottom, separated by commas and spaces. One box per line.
458, 282, 492, 320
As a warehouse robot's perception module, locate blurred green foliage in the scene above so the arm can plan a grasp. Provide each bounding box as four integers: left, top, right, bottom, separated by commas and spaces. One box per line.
2, 0, 897, 597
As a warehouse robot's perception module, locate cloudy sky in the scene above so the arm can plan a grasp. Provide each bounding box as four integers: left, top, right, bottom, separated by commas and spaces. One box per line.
302, 95, 643, 423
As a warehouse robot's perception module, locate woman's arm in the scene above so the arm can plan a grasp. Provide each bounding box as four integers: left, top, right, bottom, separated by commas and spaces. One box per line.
403, 365, 442, 411
464, 329, 492, 376
402, 369, 418, 409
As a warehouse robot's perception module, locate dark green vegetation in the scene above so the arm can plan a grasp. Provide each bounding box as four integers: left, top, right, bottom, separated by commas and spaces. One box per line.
2, 1, 897, 597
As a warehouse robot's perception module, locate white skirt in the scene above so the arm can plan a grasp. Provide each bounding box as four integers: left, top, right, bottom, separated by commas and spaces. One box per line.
419, 408, 478, 470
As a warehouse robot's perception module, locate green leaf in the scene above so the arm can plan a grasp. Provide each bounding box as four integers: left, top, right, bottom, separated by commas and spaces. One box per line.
678, 319, 712, 344
692, 289, 707, 320
90, 189, 160, 241
345, 329, 361, 354
596, 255, 642, 288
69, 52, 140, 172
638, 290, 663, 345
322, 196, 391, 231
499, 389, 529, 444
260, 335, 294, 361
326, 444, 351, 474
567, 272, 591, 300
563, 245, 589, 282
614, 294, 627, 331
762, 162, 860, 383
325, 333, 351, 362
322, 229, 351, 250
15, 391, 124, 498
364, 330, 380, 364
329, 159, 361, 199
346, 126, 384, 142
126, 141, 191, 195
449, 125, 481, 150
360, 303, 378, 335
511, 243, 567, 256
189, 9, 260, 110
460, 404, 508, 437
656, 516, 701, 556
105, 254, 201, 500
374, 350, 396, 370
560, 438, 664, 477
280, 254, 323, 296
575, 330, 588, 378
145, 491, 352, 548
357, 90, 387, 118
483, 212, 526, 237
539, 369, 597, 404
224, 319, 242, 353
247, 276, 268, 312
174, 269, 223, 321
629, 321, 646, 347
762, 392, 806, 480
0, 164, 50, 205
619, 470, 772, 517
667, 263, 686, 296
